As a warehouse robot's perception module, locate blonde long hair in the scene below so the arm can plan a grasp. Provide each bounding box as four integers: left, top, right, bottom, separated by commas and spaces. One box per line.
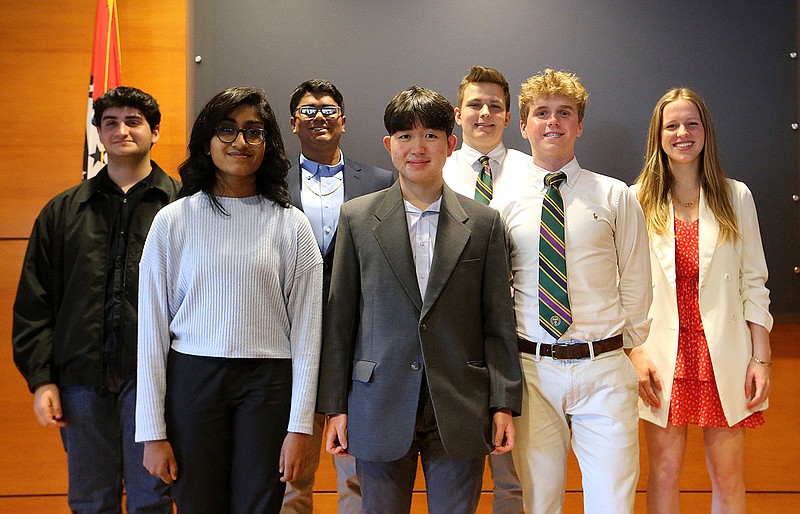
635, 88, 739, 242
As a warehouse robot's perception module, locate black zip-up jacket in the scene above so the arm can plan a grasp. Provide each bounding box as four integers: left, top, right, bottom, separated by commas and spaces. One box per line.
12, 163, 181, 392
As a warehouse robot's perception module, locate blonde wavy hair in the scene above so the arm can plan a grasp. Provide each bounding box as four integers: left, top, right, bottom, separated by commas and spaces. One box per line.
635, 87, 739, 241
518, 69, 589, 122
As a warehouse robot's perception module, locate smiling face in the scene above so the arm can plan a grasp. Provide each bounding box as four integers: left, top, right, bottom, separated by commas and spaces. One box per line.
520, 95, 582, 172
660, 98, 705, 171
455, 82, 511, 154
383, 122, 457, 192
209, 105, 266, 196
97, 106, 159, 160
290, 92, 346, 154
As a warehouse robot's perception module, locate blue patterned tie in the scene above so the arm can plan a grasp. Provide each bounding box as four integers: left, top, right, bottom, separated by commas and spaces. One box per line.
539, 172, 572, 338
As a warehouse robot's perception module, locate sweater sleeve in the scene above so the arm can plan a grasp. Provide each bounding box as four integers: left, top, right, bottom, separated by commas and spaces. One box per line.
285, 214, 323, 434
135, 213, 174, 442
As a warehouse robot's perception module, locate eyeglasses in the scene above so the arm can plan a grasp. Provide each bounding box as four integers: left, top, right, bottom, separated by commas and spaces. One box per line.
296, 106, 342, 120
215, 126, 266, 145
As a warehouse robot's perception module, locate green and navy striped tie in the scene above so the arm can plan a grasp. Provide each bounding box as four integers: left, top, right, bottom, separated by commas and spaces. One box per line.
474, 155, 492, 205
539, 172, 571, 338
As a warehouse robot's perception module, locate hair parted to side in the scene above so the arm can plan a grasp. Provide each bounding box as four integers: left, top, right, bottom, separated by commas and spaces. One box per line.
179, 86, 292, 214
384, 86, 455, 136
635, 87, 739, 242
457, 65, 511, 111
289, 79, 345, 114
93, 86, 161, 130
518, 69, 589, 122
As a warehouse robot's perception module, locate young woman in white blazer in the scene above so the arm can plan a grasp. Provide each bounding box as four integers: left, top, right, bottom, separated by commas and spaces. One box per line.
630, 88, 772, 514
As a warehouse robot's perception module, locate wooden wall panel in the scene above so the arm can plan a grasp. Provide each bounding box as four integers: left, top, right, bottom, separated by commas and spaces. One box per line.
0, 0, 187, 238
0, 0, 186, 499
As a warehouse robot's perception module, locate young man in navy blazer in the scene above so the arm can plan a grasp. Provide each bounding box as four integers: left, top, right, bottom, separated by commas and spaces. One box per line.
282, 79, 394, 514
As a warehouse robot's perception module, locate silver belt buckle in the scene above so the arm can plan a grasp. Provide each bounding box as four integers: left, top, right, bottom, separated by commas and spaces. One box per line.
550, 340, 577, 360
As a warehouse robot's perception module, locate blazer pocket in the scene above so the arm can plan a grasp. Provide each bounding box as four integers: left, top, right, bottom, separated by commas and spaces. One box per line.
467, 360, 487, 368
455, 258, 482, 273
352, 360, 377, 383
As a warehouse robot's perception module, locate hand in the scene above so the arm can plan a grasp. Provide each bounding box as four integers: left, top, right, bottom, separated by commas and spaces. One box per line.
280, 432, 313, 482
628, 346, 662, 408
491, 409, 514, 455
746, 322, 771, 410
33, 383, 66, 427
324, 414, 349, 456
143, 440, 178, 484
745, 359, 771, 409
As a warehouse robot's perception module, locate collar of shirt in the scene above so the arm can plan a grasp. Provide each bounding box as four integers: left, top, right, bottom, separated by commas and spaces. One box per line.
300, 152, 345, 178
530, 156, 582, 191
403, 196, 442, 216
460, 142, 507, 170
98, 167, 154, 197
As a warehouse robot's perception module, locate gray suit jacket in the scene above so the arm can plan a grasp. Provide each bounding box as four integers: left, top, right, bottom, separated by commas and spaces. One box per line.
288, 157, 394, 303
318, 182, 522, 462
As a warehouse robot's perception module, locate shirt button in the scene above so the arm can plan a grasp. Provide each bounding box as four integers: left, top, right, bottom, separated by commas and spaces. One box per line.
324, 202, 330, 208
123, 198, 128, 203
411, 362, 422, 371
325, 227, 331, 234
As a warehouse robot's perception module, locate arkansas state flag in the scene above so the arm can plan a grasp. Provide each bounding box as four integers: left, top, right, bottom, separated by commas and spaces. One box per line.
83, 0, 121, 179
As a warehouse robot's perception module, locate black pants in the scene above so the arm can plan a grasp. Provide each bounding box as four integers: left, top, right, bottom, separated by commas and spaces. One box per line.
165, 349, 292, 514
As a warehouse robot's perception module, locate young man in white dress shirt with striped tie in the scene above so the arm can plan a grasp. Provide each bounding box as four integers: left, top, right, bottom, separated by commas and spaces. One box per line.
443, 65, 528, 514
495, 69, 652, 514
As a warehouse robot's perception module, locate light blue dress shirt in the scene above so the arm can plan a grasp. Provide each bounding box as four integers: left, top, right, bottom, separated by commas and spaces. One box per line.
299, 152, 345, 254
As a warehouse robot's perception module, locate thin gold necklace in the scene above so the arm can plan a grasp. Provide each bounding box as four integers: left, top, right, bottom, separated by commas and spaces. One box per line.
302, 174, 343, 197
675, 198, 697, 208
672, 189, 699, 208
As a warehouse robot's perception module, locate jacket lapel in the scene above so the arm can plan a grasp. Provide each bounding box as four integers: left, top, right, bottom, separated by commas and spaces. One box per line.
697, 188, 719, 288
287, 160, 303, 210
421, 186, 470, 318
373, 183, 423, 311
650, 199, 676, 289
343, 159, 363, 202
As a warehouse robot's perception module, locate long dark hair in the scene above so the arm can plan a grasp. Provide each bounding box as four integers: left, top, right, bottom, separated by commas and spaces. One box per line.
179, 87, 292, 213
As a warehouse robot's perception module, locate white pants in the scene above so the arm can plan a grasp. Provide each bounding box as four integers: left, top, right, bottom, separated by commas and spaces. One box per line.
512, 348, 639, 514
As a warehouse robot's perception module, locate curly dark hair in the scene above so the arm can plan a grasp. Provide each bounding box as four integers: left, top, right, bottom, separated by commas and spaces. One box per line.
179, 87, 291, 213
92, 86, 161, 129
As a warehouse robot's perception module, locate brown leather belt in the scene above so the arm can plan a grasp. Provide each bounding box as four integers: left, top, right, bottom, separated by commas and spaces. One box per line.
517, 334, 623, 360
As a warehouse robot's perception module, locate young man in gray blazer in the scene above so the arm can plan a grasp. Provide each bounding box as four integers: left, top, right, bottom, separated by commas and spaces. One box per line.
282, 79, 394, 514
318, 86, 522, 514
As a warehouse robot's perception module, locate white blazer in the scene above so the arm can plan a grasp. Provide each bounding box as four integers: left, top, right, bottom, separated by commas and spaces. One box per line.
633, 179, 772, 427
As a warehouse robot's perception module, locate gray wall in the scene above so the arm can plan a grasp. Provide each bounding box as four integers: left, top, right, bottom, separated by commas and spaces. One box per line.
189, 0, 799, 315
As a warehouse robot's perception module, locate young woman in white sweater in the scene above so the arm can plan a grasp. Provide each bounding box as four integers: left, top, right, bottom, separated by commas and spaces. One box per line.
135, 87, 323, 514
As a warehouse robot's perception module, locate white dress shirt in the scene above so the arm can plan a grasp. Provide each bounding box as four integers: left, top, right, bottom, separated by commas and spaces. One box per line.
495, 158, 652, 347
443, 142, 531, 207
404, 197, 441, 300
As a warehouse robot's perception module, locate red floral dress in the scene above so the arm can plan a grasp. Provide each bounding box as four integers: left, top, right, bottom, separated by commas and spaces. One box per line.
667, 218, 764, 428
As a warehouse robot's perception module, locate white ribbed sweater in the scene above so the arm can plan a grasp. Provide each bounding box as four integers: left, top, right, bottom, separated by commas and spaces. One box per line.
135, 193, 323, 442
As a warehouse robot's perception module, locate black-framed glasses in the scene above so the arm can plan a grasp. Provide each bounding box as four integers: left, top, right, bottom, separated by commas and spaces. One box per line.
296, 106, 342, 120
215, 126, 266, 145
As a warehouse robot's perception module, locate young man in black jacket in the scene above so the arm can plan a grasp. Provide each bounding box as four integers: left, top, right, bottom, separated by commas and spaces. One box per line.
12, 86, 180, 513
